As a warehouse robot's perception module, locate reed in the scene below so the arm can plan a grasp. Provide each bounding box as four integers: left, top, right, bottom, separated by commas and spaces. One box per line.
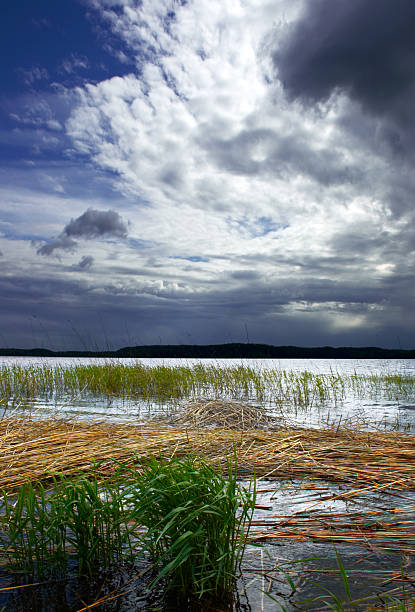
0, 469, 135, 578
1, 412, 415, 607
2, 415, 415, 561
1, 416, 414, 493
2, 361, 413, 411
126, 454, 256, 606
0, 455, 256, 608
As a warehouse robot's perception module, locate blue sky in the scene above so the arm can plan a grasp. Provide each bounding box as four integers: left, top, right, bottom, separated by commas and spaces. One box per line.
1, 0, 415, 350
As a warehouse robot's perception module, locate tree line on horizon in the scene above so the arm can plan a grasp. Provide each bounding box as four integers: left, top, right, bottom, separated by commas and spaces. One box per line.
1, 343, 414, 359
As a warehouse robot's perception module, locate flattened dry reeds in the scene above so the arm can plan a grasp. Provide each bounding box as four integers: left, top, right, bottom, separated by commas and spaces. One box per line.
1, 417, 415, 492
250, 506, 415, 554
172, 399, 273, 429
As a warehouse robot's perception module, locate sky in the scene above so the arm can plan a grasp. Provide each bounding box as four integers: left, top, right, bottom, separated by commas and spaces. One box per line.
1, 0, 415, 350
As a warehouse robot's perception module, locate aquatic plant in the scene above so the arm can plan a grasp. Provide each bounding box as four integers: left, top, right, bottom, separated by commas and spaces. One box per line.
0, 469, 135, 578
0, 454, 256, 608
126, 454, 256, 607
1, 361, 414, 415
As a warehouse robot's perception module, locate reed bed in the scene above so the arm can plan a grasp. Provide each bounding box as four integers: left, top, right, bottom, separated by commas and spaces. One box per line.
1, 416, 415, 492
1, 415, 415, 608
0, 456, 255, 607
2, 361, 414, 409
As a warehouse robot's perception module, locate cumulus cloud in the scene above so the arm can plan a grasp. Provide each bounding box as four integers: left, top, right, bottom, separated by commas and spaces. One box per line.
64, 208, 128, 239
37, 208, 128, 256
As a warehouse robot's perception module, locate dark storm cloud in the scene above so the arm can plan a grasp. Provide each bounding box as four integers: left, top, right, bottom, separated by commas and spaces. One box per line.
274, 0, 415, 131
1, 268, 415, 349
37, 208, 128, 256
64, 208, 128, 239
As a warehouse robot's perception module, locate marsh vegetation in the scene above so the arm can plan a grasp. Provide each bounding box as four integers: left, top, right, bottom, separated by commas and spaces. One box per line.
0, 359, 415, 609
1, 360, 415, 425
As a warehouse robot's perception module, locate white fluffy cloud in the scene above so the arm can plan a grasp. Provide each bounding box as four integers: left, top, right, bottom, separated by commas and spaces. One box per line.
2, 0, 415, 347
65, 1, 399, 275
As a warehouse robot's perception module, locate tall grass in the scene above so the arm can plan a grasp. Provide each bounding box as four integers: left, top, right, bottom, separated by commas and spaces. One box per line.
1, 361, 414, 418
127, 454, 256, 607
0, 468, 135, 578
0, 456, 256, 607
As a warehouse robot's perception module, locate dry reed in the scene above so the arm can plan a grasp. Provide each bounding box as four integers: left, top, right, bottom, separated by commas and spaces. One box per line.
1, 416, 415, 492
171, 398, 273, 429
1, 414, 415, 594
249, 506, 415, 554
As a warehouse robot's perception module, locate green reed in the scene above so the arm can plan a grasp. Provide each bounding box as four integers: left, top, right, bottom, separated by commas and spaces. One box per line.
0, 468, 135, 578
126, 454, 256, 607
0, 456, 256, 607
1, 361, 414, 412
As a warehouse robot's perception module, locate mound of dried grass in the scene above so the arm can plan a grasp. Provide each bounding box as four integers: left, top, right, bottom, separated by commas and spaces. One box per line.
172, 399, 273, 429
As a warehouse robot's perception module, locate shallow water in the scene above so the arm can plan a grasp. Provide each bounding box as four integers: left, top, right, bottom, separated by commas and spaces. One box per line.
2, 356, 415, 431
1, 357, 415, 609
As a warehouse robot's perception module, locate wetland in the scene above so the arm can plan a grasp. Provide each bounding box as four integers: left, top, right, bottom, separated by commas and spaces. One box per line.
0, 357, 415, 610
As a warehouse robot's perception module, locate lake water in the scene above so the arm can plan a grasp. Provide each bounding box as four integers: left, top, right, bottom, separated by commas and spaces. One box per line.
3, 355, 415, 374
1, 357, 415, 609
2, 356, 415, 431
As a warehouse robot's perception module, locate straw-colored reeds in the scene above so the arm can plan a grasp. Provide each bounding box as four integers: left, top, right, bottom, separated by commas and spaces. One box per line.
1, 414, 415, 602
1, 416, 415, 492
171, 398, 273, 429
250, 506, 415, 554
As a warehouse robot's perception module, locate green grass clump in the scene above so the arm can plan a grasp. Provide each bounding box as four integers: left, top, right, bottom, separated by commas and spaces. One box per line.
0, 456, 256, 608
0, 470, 134, 578
127, 455, 256, 607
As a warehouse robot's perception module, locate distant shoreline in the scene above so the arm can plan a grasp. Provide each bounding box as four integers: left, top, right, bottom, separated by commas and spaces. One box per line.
1, 343, 414, 359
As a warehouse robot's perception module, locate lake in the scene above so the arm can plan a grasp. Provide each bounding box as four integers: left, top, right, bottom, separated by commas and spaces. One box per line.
2, 356, 415, 431
1, 356, 415, 610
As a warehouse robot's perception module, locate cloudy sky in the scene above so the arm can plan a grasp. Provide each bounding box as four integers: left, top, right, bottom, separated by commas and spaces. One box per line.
1, 0, 415, 350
